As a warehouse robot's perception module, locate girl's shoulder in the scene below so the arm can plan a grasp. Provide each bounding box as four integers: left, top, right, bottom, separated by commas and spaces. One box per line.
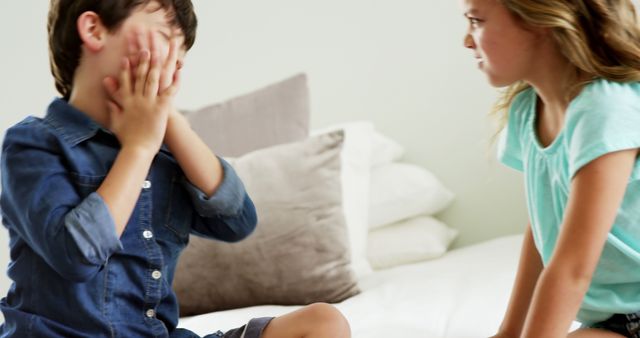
576, 78, 640, 110
564, 79, 640, 179
566, 79, 640, 127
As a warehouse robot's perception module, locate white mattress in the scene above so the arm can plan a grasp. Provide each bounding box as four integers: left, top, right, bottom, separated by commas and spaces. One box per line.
179, 235, 525, 337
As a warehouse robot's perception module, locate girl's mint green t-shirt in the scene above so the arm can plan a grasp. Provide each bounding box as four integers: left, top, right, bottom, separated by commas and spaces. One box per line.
498, 79, 640, 324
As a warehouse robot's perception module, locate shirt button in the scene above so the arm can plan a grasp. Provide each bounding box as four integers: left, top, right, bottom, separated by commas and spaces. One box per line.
152, 270, 162, 280
143, 230, 153, 239
146, 309, 155, 318
142, 180, 152, 189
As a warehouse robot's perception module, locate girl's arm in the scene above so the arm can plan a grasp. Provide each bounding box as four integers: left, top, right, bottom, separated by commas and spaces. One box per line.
521, 149, 638, 338
493, 224, 543, 338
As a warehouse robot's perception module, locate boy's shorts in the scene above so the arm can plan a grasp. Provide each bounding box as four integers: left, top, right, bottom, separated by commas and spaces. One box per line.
173, 317, 274, 338
215, 317, 274, 338
583, 312, 640, 337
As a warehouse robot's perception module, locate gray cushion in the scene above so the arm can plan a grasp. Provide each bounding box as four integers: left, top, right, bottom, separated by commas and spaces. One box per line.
174, 131, 360, 315
182, 74, 310, 157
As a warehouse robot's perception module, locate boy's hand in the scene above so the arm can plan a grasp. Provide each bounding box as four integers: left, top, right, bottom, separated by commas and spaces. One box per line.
103, 31, 181, 155
127, 28, 181, 93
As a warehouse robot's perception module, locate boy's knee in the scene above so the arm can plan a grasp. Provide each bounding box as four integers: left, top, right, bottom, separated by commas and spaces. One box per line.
305, 303, 350, 331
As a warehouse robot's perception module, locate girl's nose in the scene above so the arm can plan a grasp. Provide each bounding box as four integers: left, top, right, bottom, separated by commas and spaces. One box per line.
464, 33, 475, 49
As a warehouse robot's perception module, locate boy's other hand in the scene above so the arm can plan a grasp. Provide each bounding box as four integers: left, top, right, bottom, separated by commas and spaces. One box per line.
102, 31, 181, 156
125, 27, 181, 92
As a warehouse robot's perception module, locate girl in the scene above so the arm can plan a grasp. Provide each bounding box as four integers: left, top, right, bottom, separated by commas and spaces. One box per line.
462, 0, 640, 337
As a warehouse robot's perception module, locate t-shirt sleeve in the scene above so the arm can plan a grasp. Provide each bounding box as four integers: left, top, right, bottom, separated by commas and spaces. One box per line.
497, 123, 524, 172
566, 81, 640, 179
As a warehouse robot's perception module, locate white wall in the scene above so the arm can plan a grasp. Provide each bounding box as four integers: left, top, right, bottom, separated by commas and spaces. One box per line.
178, 0, 529, 248
0, 1, 530, 300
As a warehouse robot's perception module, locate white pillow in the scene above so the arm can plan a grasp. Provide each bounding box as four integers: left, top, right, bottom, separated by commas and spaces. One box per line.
367, 216, 458, 269
369, 163, 454, 229
312, 122, 374, 279
370, 130, 405, 167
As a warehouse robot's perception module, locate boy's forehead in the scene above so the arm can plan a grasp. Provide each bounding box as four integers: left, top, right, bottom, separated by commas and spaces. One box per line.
136, 2, 178, 29
128, 2, 188, 51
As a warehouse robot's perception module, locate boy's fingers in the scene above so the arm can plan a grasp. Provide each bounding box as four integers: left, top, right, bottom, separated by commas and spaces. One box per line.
145, 31, 161, 96
169, 37, 180, 64
119, 57, 132, 94
102, 76, 122, 104
145, 52, 161, 97
136, 28, 148, 51
102, 77, 117, 96
136, 27, 149, 61
106, 100, 122, 115
163, 67, 181, 98
127, 31, 139, 68
134, 49, 150, 94
160, 37, 179, 90
149, 30, 159, 59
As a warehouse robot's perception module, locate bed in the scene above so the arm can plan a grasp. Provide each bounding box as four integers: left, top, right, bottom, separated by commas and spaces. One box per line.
178, 235, 522, 338
174, 75, 564, 337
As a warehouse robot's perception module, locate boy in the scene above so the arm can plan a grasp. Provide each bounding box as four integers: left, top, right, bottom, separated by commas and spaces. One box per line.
0, 1, 351, 337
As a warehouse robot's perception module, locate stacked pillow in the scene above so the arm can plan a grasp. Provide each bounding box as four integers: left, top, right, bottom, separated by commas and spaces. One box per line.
312, 122, 458, 270
362, 129, 458, 270
369, 162, 455, 229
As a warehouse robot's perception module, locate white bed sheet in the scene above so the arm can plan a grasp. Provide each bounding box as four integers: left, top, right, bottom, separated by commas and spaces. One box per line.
178, 234, 531, 337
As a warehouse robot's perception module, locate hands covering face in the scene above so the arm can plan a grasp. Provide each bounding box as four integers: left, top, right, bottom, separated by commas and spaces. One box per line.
102, 28, 183, 154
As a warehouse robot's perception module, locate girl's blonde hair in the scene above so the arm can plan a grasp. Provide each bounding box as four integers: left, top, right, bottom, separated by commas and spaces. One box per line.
493, 0, 640, 130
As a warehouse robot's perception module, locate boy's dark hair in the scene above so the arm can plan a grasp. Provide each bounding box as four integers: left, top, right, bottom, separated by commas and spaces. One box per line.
47, 0, 197, 100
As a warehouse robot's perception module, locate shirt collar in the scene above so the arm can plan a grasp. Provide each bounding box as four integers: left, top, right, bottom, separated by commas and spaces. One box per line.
42, 97, 173, 154
43, 98, 108, 146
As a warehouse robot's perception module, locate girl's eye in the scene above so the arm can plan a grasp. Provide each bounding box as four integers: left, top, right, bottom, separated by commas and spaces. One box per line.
468, 17, 483, 27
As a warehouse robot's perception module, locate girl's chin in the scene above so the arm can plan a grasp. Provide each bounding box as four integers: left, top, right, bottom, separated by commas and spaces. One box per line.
484, 71, 517, 88
487, 77, 512, 88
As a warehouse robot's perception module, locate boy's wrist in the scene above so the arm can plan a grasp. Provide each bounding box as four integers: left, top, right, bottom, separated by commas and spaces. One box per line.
165, 108, 189, 143
167, 108, 187, 126
119, 144, 158, 162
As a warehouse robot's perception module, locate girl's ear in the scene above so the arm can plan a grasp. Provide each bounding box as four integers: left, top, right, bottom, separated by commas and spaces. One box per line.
77, 11, 107, 52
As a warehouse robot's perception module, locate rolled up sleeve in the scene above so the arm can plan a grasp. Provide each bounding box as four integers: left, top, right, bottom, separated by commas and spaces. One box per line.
1, 124, 122, 282
184, 157, 258, 242
64, 192, 123, 266
182, 157, 246, 217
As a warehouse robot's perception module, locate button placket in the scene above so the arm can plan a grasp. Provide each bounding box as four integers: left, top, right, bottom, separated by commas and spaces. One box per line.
137, 173, 163, 322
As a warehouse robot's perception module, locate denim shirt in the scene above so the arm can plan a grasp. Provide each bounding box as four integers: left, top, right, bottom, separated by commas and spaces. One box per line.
0, 98, 257, 337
